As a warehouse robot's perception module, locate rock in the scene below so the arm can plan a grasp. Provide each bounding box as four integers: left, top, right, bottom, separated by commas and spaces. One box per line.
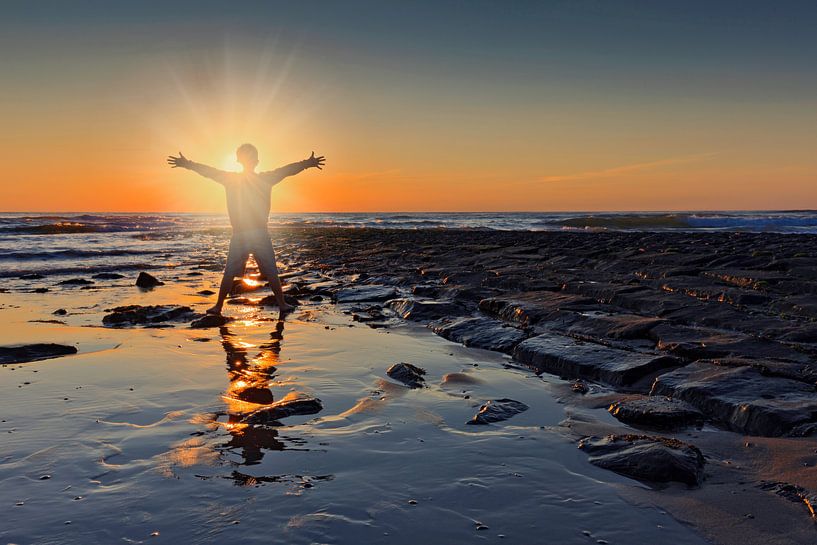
351, 305, 386, 321
571, 380, 589, 394
197, 289, 215, 296
19, 273, 45, 280
0, 344, 77, 365
412, 284, 443, 297
135, 272, 164, 288
335, 284, 398, 303
578, 434, 705, 486
190, 314, 232, 328
253, 294, 300, 307
479, 292, 597, 326
33, 288, 49, 293
648, 323, 808, 362
230, 386, 275, 405
52, 308, 67, 316
300, 279, 342, 295
513, 333, 680, 387
102, 305, 196, 326
566, 313, 665, 341
240, 393, 323, 425
608, 396, 703, 430
92, 272, 125, 280
388, 298, 463, 321
651, 362, 817, 436
386, 363, 426, 388
58, 278, 94, 285
430, 317, 527, 354
467, 398, 529, 425
759, 481, 817, 519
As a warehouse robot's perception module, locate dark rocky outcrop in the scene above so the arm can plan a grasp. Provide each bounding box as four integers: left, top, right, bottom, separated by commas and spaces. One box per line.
190, 314, 232, 328
386, 363, 426, 388
431, 317, 527, 354
135, 272, 164, 288
205, 228, 817, 441
513, 333, 680, 387
648, 323, 809, 363
92, 272, 125, 280
0, 343, 77, 365
565, 314, 665, 341
58, 278, 94, 286
608, 396, 703, 430
388, 299, 463, 321
759, 481, 817, 519
578, 434, 705, 486
102, 305, 196, 326
479, 292, 596, 326
335, 285, 398, 303
651, 362, 817, 436
467, 398, 529, 425
240, 394, 323, 425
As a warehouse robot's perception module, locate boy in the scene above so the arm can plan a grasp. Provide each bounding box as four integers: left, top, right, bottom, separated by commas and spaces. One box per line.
167, 144, 325, 316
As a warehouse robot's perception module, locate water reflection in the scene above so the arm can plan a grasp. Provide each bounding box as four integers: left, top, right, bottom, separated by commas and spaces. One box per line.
218, 320, 290, 465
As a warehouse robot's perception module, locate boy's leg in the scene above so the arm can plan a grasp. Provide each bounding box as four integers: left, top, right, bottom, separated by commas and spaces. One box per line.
208, 237, 249, 315
250, 234, 293, 313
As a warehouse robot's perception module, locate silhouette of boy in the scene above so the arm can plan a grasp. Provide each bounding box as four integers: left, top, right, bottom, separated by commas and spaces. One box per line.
168, 144, 325, 316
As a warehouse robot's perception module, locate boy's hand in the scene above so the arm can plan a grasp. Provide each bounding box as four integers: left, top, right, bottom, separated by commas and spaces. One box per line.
306, 151, 325, 170
167, 152, 191, 169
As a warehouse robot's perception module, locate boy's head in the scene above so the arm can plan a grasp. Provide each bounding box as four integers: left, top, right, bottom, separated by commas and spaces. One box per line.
236, 143, 259, 171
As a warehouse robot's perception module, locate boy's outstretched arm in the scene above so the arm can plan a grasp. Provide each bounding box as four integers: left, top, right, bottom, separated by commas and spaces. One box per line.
262, 151, 325, 185
167, 152, 229, 184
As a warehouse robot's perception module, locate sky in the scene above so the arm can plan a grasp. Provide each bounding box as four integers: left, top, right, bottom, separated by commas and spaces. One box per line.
1, 0, 815, 213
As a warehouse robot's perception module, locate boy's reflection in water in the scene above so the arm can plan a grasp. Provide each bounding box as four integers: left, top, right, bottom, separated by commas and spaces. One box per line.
218, 320, 287, 465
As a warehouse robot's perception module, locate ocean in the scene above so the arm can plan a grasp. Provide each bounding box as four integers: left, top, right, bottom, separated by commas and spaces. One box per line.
1, 210, 816, 280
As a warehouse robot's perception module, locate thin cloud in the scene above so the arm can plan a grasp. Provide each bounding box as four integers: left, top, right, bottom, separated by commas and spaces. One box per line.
539, 152, 720, 183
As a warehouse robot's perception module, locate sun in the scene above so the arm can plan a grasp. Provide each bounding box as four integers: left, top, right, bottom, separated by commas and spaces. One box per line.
222, 153, 242, 172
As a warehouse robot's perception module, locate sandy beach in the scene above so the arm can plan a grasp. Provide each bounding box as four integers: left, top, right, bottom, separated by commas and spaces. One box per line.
3, 224, 817, 544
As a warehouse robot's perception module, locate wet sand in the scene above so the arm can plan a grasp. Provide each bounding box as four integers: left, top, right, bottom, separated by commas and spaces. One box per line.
2, 228, 817, 543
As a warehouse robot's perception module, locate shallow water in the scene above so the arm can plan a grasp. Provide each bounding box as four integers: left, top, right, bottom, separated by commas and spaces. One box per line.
0, 281, 710, 544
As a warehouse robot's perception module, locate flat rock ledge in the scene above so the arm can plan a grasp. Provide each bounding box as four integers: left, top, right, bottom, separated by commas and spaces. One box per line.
513, 333, 680, 387
759, 481, 817, 519
430, 317, 528, 354
0, 343, 77, 365
102, 305, 196, 327
467, 398, 529, 425
240, 394, 323, 426
388, 298, 463, 321
386, 363, 427, 388
651, 362, 817, 437
578, 434, 705, 486
335, 285, 398, 303
608, 396, 704, 431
